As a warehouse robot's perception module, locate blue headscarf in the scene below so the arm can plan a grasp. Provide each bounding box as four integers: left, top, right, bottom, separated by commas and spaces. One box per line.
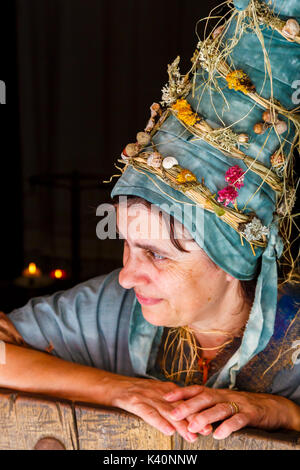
111, 0, 299, 388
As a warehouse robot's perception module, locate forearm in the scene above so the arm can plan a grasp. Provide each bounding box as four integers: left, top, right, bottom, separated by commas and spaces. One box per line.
0, 343, 133, 407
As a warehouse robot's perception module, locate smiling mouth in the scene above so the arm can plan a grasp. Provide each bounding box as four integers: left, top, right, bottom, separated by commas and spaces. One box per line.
135, 292, 163, 306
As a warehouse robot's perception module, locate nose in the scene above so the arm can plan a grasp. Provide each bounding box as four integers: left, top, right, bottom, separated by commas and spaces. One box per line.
119, 250, 150, 290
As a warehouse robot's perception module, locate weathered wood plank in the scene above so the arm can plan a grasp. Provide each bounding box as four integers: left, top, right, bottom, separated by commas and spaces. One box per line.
0, 388, 78, 450
181, 428, 300, 451
0, 389, 300, 450
74, 403, 172, 450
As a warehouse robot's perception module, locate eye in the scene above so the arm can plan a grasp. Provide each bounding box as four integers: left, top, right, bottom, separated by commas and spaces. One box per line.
147, 250, 166, 261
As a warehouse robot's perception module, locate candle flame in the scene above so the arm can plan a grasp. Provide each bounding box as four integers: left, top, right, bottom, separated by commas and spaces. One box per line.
54, 269, 63, 279
28, 263, 37, 275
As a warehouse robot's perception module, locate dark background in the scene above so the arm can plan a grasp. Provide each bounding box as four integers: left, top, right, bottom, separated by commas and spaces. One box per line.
0, 0, 225, 312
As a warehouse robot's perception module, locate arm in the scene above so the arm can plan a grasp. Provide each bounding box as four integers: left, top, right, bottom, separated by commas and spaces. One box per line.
0, 272, 197, 442
0, 342, 198, 442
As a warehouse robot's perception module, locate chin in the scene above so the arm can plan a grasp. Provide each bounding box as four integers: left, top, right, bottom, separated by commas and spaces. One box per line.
141, 306, 166, 327
141, 306, 174, 328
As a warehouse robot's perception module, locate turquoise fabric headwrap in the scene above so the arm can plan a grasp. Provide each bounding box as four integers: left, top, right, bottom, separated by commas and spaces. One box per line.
111, 0, 299, 388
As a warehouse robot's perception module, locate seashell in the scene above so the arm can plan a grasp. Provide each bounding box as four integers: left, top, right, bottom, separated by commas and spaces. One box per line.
147, 152, 162, 168
212, 25, 225, 40
282, 19, 300, 39
162, 157, 179, 170
237, 133, 249, 144
136, 132, 151, 146
262, 109, 278, 124
274, 120, 288, 135
125, 143, 141, 158
270, 152, 285, 168
253, 122, 269, 135
150, 103, 162, 117
121, 151, 129, 161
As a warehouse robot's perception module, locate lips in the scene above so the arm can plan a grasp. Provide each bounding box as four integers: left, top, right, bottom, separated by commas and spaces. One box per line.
135, 292, 163, 306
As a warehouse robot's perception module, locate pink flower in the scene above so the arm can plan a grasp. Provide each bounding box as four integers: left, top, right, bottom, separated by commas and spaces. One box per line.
225, 165, 245, 190
217, 186, 239, 207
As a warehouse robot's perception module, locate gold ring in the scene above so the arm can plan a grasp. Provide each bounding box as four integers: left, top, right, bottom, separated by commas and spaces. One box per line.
229, 401, 240, 416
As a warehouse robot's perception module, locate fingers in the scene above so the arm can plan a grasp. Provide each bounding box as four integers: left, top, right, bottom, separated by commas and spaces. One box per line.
164, 385, 205, 402
159, 402, 199, 443
167, 389, 214, 421
187, 402, 235, 433
186, 413, 213, 436
133, 403, 176, 437
213, 413, 249, 440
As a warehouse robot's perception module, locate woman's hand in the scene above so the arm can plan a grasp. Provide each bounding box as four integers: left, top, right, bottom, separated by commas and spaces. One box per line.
110, 377, 199, 443
163, 385, 300, 440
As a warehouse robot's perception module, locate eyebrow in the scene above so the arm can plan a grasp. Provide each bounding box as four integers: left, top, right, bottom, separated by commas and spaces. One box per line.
116, 223, 172, 257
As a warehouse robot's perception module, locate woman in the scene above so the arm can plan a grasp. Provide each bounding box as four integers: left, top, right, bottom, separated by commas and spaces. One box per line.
1, 0, 300, 443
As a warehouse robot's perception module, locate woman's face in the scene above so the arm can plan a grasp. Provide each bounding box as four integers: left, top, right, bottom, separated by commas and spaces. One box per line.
117, 201, 233, 329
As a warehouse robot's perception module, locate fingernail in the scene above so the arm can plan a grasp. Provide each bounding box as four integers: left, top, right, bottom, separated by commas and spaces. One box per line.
201, 427, 211, 435
188, 424, 197, 433
213, 431, 225, 440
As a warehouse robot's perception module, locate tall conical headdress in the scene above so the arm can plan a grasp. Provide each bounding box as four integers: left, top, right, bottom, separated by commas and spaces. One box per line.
110, 0, 300, 387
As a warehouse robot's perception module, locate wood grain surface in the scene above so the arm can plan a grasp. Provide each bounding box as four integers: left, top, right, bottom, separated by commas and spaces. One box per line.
0, 388, 299, 450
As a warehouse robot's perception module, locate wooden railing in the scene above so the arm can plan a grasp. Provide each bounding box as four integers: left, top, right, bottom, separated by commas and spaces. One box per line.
0, 388, 300, 450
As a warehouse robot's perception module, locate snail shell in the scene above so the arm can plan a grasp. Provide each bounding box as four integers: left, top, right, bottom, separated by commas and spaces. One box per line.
212, 25, 225, 40
253, 122, 269, 135
125, 143, 141, 158
121, 151, 129, 161
274, 120, 288, 135
147, 152, 162, 168
237, 133, 249, 144
282, 19, 300, 39
136, 132, 151, 146
262, 109, 278, 124
162, 157, 179, 170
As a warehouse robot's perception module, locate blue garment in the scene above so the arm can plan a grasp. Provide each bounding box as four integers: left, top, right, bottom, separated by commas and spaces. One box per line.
7, 269, 300, 406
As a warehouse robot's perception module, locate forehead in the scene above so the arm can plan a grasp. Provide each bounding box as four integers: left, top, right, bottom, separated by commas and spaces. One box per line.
116, 201, 199, 254
117, 202, 170, 241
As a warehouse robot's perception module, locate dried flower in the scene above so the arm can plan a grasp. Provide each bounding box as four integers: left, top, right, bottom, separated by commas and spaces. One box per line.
240, 217, 270, 243
161, 56, 192, 107
217, 186, 239, 207
172, 99, 200, 127
226, 70, 255, 95
225, 165, 245, 190
176, 169, 197, 184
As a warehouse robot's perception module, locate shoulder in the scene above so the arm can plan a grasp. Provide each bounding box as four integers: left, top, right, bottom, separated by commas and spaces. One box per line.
236, 283, 300, 396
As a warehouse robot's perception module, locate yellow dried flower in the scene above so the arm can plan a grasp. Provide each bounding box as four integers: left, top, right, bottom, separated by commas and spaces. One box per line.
226, 70, 255, 95
176, 169, 197, 184
172, 99, 200, 127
